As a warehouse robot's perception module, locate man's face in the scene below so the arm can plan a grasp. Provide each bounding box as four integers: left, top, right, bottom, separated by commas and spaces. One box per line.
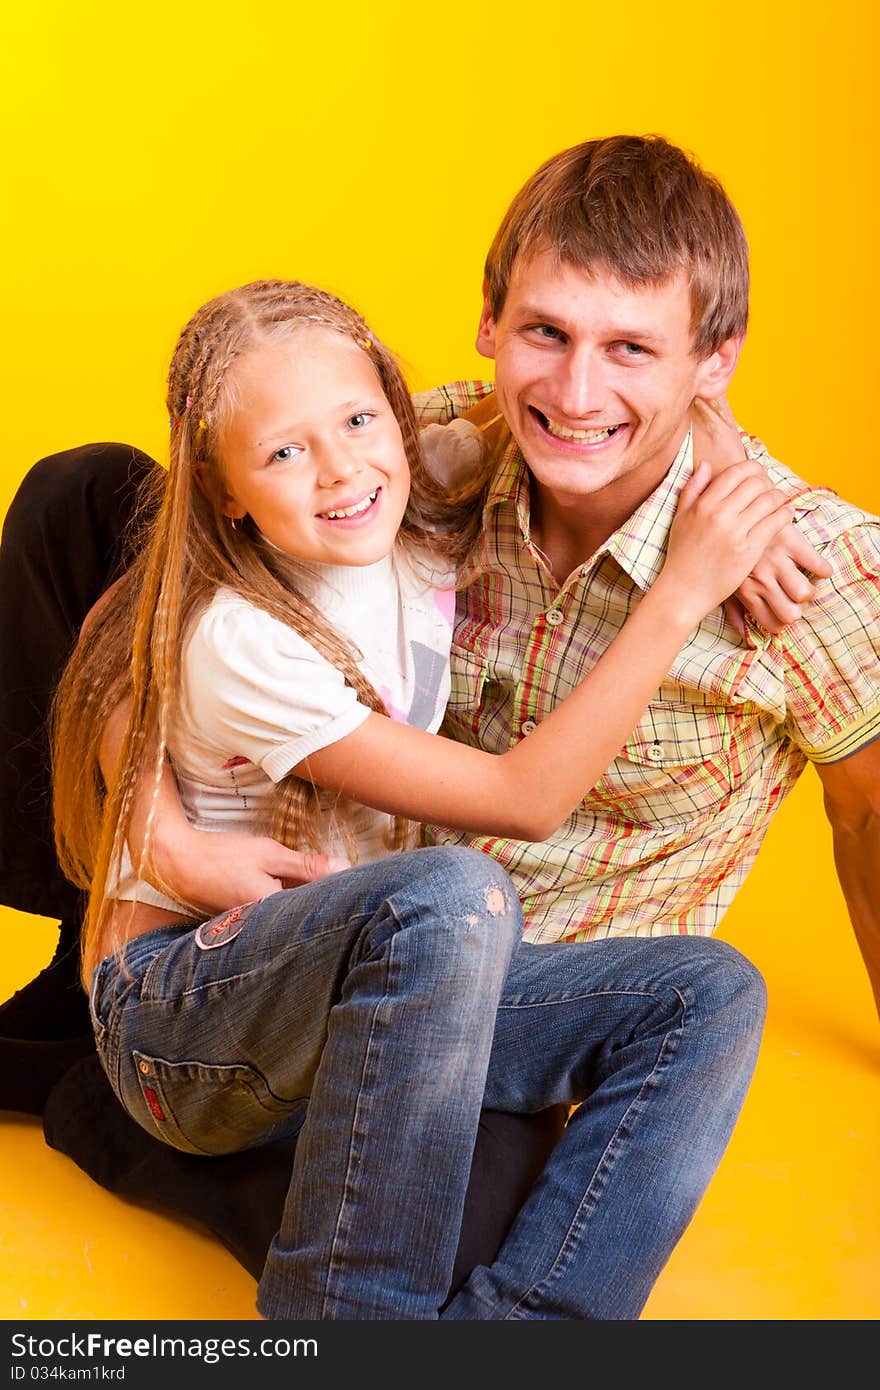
477, 250, 737, 510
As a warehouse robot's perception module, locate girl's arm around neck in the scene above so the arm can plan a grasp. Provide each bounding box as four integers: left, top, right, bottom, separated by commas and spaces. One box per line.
296, 460, 793, 841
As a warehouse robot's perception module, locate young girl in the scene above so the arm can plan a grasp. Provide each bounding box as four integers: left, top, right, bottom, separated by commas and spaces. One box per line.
51, 279, 781, 1321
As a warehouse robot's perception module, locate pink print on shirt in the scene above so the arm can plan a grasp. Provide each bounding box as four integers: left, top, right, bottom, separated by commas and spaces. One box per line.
434, 586, 456, 626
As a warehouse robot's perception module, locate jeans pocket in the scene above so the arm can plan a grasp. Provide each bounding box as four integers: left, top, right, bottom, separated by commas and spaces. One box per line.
126, 1048, 306, 1156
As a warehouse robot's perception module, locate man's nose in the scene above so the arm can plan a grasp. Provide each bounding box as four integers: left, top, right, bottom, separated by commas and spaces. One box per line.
552, 348, 607, 420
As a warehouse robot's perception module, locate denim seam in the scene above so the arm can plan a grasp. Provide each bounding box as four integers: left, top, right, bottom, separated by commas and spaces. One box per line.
319, 910, 397, 1318
503, 985, 690, 1320
139, 912, 372, 1004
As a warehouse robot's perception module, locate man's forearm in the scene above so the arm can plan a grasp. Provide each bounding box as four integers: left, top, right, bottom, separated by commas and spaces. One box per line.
817, 746, 880, 1024
828, 814, 880, 1021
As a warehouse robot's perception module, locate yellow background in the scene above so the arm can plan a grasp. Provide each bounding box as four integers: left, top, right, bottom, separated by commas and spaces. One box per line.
1, 0, 878, 1320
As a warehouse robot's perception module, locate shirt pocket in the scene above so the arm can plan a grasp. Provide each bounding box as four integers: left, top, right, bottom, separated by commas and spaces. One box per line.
591, 702, 734, 828
444, 644, 487, 721
124, 1049, 306, 1156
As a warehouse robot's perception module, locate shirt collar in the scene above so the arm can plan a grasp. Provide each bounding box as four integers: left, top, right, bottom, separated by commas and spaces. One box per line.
483, 429, 534, 541
603, 430, 694, 591
483, 428, 694, 593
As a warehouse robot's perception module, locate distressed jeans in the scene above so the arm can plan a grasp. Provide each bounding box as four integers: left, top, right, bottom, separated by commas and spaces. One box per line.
89, 845, 766, 1320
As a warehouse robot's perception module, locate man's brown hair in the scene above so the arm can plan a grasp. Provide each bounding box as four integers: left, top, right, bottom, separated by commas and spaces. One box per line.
484, 134, 749, 356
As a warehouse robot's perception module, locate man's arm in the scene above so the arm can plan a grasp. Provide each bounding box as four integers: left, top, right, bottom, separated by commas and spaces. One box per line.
98, 688, 349, 915
815, 743, 880, 1022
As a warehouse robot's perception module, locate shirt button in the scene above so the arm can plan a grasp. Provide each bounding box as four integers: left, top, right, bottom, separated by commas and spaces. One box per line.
138, 1061, 151, 1075
545, 608, 564, 626
648, 744, 663, 762
521, 719, 538, 735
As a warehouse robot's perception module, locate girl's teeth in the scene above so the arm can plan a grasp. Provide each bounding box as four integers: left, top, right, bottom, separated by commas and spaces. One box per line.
545, 419, 618, 443
323, 491, 377, 519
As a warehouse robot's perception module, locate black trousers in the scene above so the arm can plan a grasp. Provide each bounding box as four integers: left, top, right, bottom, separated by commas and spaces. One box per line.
0, 444, 565, 1299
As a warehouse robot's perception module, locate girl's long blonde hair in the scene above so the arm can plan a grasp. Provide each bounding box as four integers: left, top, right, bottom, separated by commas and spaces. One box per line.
50, 279, 492, 987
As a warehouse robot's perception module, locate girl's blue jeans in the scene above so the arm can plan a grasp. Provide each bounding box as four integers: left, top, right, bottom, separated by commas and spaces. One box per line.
89, 845, 766, 1320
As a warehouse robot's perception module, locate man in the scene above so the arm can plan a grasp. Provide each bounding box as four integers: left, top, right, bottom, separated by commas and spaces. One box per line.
410, 136, 879, 1015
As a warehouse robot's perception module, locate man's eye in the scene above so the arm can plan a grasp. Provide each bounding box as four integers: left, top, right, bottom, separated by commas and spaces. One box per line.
533, 325, 565, 341
618, 342, 647, 357
347, 412, 373, 429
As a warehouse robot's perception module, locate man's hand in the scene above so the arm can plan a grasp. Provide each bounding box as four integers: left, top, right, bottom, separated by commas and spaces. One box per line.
731, 526, 833, 634
691, 397, 832, 634
98, 707, 350, 915
149, 821, 350, 914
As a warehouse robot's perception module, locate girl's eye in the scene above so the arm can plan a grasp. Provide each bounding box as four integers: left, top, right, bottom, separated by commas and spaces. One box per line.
347, 412, 374, 429
271, 445, 301, 463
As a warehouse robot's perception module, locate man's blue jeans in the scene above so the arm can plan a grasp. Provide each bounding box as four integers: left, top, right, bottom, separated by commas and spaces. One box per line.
90, 845, 766, 1320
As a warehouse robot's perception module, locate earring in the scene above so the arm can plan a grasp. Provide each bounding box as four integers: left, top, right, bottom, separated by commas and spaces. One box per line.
229, 515, 241, 531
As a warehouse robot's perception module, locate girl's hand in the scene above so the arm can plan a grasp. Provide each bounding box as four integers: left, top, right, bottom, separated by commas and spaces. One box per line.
691, 396, 832, 631
660, 458, 793, 627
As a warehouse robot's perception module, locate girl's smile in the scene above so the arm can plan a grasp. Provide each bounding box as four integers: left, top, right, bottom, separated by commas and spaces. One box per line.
218, 327, 411, 567
317, 485, 381, 523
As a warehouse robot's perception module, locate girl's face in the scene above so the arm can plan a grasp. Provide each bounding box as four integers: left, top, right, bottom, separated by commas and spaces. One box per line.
217, 326, 411, 567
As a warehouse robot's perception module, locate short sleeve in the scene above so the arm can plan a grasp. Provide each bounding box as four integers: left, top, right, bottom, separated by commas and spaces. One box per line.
181, 597, 372, 782
412, 381, 494, 427
778, 520, 880, 763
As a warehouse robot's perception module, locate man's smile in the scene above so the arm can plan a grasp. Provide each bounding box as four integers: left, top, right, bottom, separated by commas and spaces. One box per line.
529, 407, 628, 448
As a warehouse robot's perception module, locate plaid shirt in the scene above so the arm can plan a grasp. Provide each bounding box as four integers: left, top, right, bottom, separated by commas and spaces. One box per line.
414, 382, 880, 943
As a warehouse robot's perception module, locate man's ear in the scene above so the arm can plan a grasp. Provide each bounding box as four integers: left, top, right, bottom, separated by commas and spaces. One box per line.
693, 334, 744, 398
476, 279, 498, 360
